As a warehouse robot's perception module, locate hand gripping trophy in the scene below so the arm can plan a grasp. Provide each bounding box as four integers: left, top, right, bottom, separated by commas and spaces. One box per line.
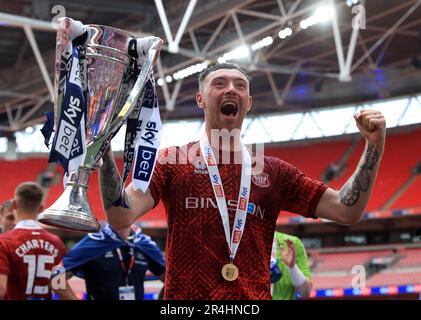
38, 18, 163, 232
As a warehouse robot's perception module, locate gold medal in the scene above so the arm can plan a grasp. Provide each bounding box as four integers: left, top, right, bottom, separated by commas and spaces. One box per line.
221, 263, 239, 281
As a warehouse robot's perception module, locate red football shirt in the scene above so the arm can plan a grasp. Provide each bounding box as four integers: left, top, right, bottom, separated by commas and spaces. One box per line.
0, 220, 66, 300
149, 142, 328, 300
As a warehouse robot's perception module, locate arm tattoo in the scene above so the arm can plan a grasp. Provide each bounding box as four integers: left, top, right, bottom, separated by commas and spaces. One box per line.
340, 145, 379, 207
100, 155, 123, 210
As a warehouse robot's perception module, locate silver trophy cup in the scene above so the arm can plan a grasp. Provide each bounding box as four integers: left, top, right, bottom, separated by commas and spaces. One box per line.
38, 18, 162, 232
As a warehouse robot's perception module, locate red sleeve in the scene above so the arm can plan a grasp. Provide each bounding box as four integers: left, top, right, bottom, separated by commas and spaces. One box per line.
276, 159, 328, 219
0, 237, 11, 275
53, 235, 67, 263
149, 147, 173, 208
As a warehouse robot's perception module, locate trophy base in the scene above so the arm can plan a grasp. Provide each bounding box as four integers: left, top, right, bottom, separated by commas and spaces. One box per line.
38, 209, 101, 233
38, 167, 101, 233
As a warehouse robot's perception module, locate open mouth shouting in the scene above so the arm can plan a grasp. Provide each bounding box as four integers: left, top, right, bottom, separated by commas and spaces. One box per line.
220, 101, 238, 118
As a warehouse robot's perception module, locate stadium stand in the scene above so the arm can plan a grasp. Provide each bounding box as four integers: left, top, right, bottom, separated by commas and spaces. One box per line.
314, 250, 393, 273
2, 127, 421, 224
329, 128, 421, 211
1, 128, 421, 299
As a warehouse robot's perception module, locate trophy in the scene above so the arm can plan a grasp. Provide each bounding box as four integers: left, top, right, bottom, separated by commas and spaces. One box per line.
38, 18, 163, 232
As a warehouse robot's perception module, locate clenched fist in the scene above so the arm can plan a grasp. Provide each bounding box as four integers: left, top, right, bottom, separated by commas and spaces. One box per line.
354, 110, 386, 152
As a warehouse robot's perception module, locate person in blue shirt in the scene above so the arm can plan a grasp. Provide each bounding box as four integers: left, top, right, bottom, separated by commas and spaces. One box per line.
51, 223, 165, 300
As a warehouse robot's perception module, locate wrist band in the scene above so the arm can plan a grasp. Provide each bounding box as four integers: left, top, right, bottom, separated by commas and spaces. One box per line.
287, 264, 306, 287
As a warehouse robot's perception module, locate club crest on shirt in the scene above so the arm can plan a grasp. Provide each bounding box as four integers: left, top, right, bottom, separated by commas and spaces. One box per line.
252, 173, 270, 188
193, 162, 208, 174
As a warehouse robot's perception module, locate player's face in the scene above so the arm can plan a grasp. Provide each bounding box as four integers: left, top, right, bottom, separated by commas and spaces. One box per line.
196, 68, 252, 132
1, 211, 15, 232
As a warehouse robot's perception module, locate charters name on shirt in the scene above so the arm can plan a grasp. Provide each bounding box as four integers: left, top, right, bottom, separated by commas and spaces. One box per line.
15, 238, 61, 258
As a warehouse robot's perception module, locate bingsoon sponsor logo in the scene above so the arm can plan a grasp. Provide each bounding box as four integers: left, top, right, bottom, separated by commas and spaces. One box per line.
55, 95, 82, 158
185, 197, 266, 220
134, 145, 157, 181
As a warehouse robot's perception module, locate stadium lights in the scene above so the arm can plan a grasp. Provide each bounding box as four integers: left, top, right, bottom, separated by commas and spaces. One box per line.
157, 32, 286, 85
172, 60, 211, 81
165, 75, 173, 83
217, 45, 251, 63
278, 27, 293, 39
160, 4, 343, 85
299, 5, 335, 30
250, 36, 273, 51
156, 60, 211, 86
25, 126, 34, 134
346, 0, 360, 7
158, 42, 256, 85
315, 5, 335, 22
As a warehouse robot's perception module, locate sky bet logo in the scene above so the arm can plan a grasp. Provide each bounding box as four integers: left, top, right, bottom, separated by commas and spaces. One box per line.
141, 121, 158, 146
134, 145, 157, 181
235, 219, 243, 230
55, 95, 81, 158
241, 187, 248, 197
211, 174, 219, 184
142, 86, 154, 109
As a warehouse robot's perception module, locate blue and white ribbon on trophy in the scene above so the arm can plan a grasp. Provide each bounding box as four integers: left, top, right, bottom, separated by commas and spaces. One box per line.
47, 20, 88, 185
120, 40, 163, 195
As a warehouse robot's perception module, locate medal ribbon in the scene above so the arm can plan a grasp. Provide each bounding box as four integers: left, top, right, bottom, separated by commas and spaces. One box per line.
199, 134, 252, 262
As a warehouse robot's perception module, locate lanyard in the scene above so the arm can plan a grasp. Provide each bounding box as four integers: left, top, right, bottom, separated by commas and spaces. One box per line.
116, 247, 135, 286
199, 134, 252, 262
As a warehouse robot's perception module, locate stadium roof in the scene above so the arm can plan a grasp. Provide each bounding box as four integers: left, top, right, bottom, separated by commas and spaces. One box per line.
1, 0, 421, 134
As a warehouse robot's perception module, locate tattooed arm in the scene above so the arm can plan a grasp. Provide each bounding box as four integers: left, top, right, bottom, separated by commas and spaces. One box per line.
99, 148, 155, 230
315, 110, 386, 225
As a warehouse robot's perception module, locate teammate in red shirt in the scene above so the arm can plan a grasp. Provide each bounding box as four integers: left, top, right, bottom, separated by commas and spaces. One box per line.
0, 182, 66, 300
98, 63, 386, 299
